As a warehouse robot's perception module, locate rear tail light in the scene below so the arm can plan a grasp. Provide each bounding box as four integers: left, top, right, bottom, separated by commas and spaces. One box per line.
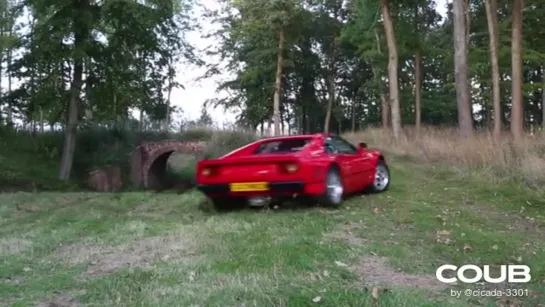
284, 163, 299, 173
201, 167, 212, 176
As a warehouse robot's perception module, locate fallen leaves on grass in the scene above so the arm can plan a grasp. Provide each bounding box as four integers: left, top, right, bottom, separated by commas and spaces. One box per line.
436, 230, 451, 236
37, 295, 78, 307
15, 203, 40, 213
371, 287, 379, 299
435, 230, 455, 245
351, 256, 448, 291
55, 234, 198, 278
325, 222, 368, 246
36, 290, 86, 307
496, 296, 523, 307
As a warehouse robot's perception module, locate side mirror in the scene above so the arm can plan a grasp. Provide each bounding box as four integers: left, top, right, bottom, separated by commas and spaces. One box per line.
358, 142, 367, 150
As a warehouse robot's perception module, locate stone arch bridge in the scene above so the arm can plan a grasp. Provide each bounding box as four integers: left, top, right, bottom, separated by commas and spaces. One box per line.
130, 140, 207, 190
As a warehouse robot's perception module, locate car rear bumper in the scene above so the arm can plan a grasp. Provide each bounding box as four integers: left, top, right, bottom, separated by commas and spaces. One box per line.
197, 181, 305, 195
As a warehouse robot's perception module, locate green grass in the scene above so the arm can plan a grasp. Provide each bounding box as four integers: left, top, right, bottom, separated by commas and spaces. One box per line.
1, 156, 545, 306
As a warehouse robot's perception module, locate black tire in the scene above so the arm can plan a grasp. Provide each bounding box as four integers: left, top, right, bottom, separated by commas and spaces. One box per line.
368, 160, 390, 193
210, 196, 247, 211
317, 166, 344, 208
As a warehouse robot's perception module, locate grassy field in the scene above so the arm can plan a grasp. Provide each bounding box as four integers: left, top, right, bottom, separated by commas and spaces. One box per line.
2, 153, 545, 307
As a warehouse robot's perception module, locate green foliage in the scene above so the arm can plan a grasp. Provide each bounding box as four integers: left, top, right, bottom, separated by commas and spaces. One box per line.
204, 129, 259, 158
0, 126, 257, 191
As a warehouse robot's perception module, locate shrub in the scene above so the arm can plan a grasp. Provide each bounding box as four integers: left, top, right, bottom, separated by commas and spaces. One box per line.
204, 129, 259, 158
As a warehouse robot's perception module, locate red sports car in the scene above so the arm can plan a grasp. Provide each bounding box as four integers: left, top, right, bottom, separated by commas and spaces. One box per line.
195, 133, 390, 210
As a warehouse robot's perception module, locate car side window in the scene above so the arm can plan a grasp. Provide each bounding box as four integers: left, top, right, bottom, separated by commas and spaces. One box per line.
325, 142, 337, 154
325, 136, 358, 154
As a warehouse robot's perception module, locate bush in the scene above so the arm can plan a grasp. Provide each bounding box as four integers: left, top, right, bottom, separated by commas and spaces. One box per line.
204, 130, 259, 158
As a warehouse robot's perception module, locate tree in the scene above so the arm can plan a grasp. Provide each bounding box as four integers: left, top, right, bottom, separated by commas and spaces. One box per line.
273, 27, 285, 136
452, 0, 473, 137
197, 106, 213, 127
379, 0, 401, 139
510, 0, 524, 141
413, 1, 422, 135
484, 0, 502, 140
18, 0, 195, 179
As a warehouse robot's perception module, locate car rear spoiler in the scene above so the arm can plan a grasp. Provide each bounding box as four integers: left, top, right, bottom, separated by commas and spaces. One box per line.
198, 154, 299, 166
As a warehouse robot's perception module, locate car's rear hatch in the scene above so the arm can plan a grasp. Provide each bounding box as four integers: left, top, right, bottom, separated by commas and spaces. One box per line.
197, 154, 303, 183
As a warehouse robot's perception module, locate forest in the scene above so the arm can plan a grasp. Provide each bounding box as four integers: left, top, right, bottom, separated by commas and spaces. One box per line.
0, 0, 543, 181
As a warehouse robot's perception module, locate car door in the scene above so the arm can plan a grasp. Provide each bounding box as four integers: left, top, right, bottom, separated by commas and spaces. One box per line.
327, 136, 374, 191
324, 136, 361, 193
336, 136, 375, 189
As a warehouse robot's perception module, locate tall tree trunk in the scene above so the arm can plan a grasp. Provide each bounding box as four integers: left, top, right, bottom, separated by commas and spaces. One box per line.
301, 105, 307, 133
415, 51, 422, 135
139, 109, 144, 131
463, 0, 470, 53
58, 1, 88, 180
6, 25, 13, 125
0, 25, 3, 126
39, 109, 44, 134
380, 0, 401, 139
84, 57, 94, 120
280, 107, 285, 134
7, 47, 12, 124
324, 41, 339, 133
351, 104, 356, 132
485, 0, 502, 140
380, 94, 389, 128
374, 29, 389, 129
542, 67, 545, 133
414, 4, 422, 136
453, 0, 474, 137
272, 27, 285, 136
286, 110, 291, 135
324, 74, 335, 133
510, 0, 524, 141
58, 58, 83, 180
164, 91, 171, 131
164, 58, 173, 132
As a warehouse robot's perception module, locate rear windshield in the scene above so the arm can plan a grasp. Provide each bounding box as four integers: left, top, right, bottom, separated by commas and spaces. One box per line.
253, 138, 312, 154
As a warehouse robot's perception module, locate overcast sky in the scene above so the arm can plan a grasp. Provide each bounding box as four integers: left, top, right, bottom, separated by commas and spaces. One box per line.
176, 0, 450, 125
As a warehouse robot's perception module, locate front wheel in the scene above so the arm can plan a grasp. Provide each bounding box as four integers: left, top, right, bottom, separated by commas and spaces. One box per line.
368, 160, 390, 193
318, 166, 344, 208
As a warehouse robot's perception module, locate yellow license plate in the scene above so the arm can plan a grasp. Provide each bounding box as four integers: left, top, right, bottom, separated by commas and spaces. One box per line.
229, 182, 269, 192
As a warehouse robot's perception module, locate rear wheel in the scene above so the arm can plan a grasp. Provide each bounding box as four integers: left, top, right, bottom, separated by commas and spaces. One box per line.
318, 166, 344, 207
210, 196, 246, 211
